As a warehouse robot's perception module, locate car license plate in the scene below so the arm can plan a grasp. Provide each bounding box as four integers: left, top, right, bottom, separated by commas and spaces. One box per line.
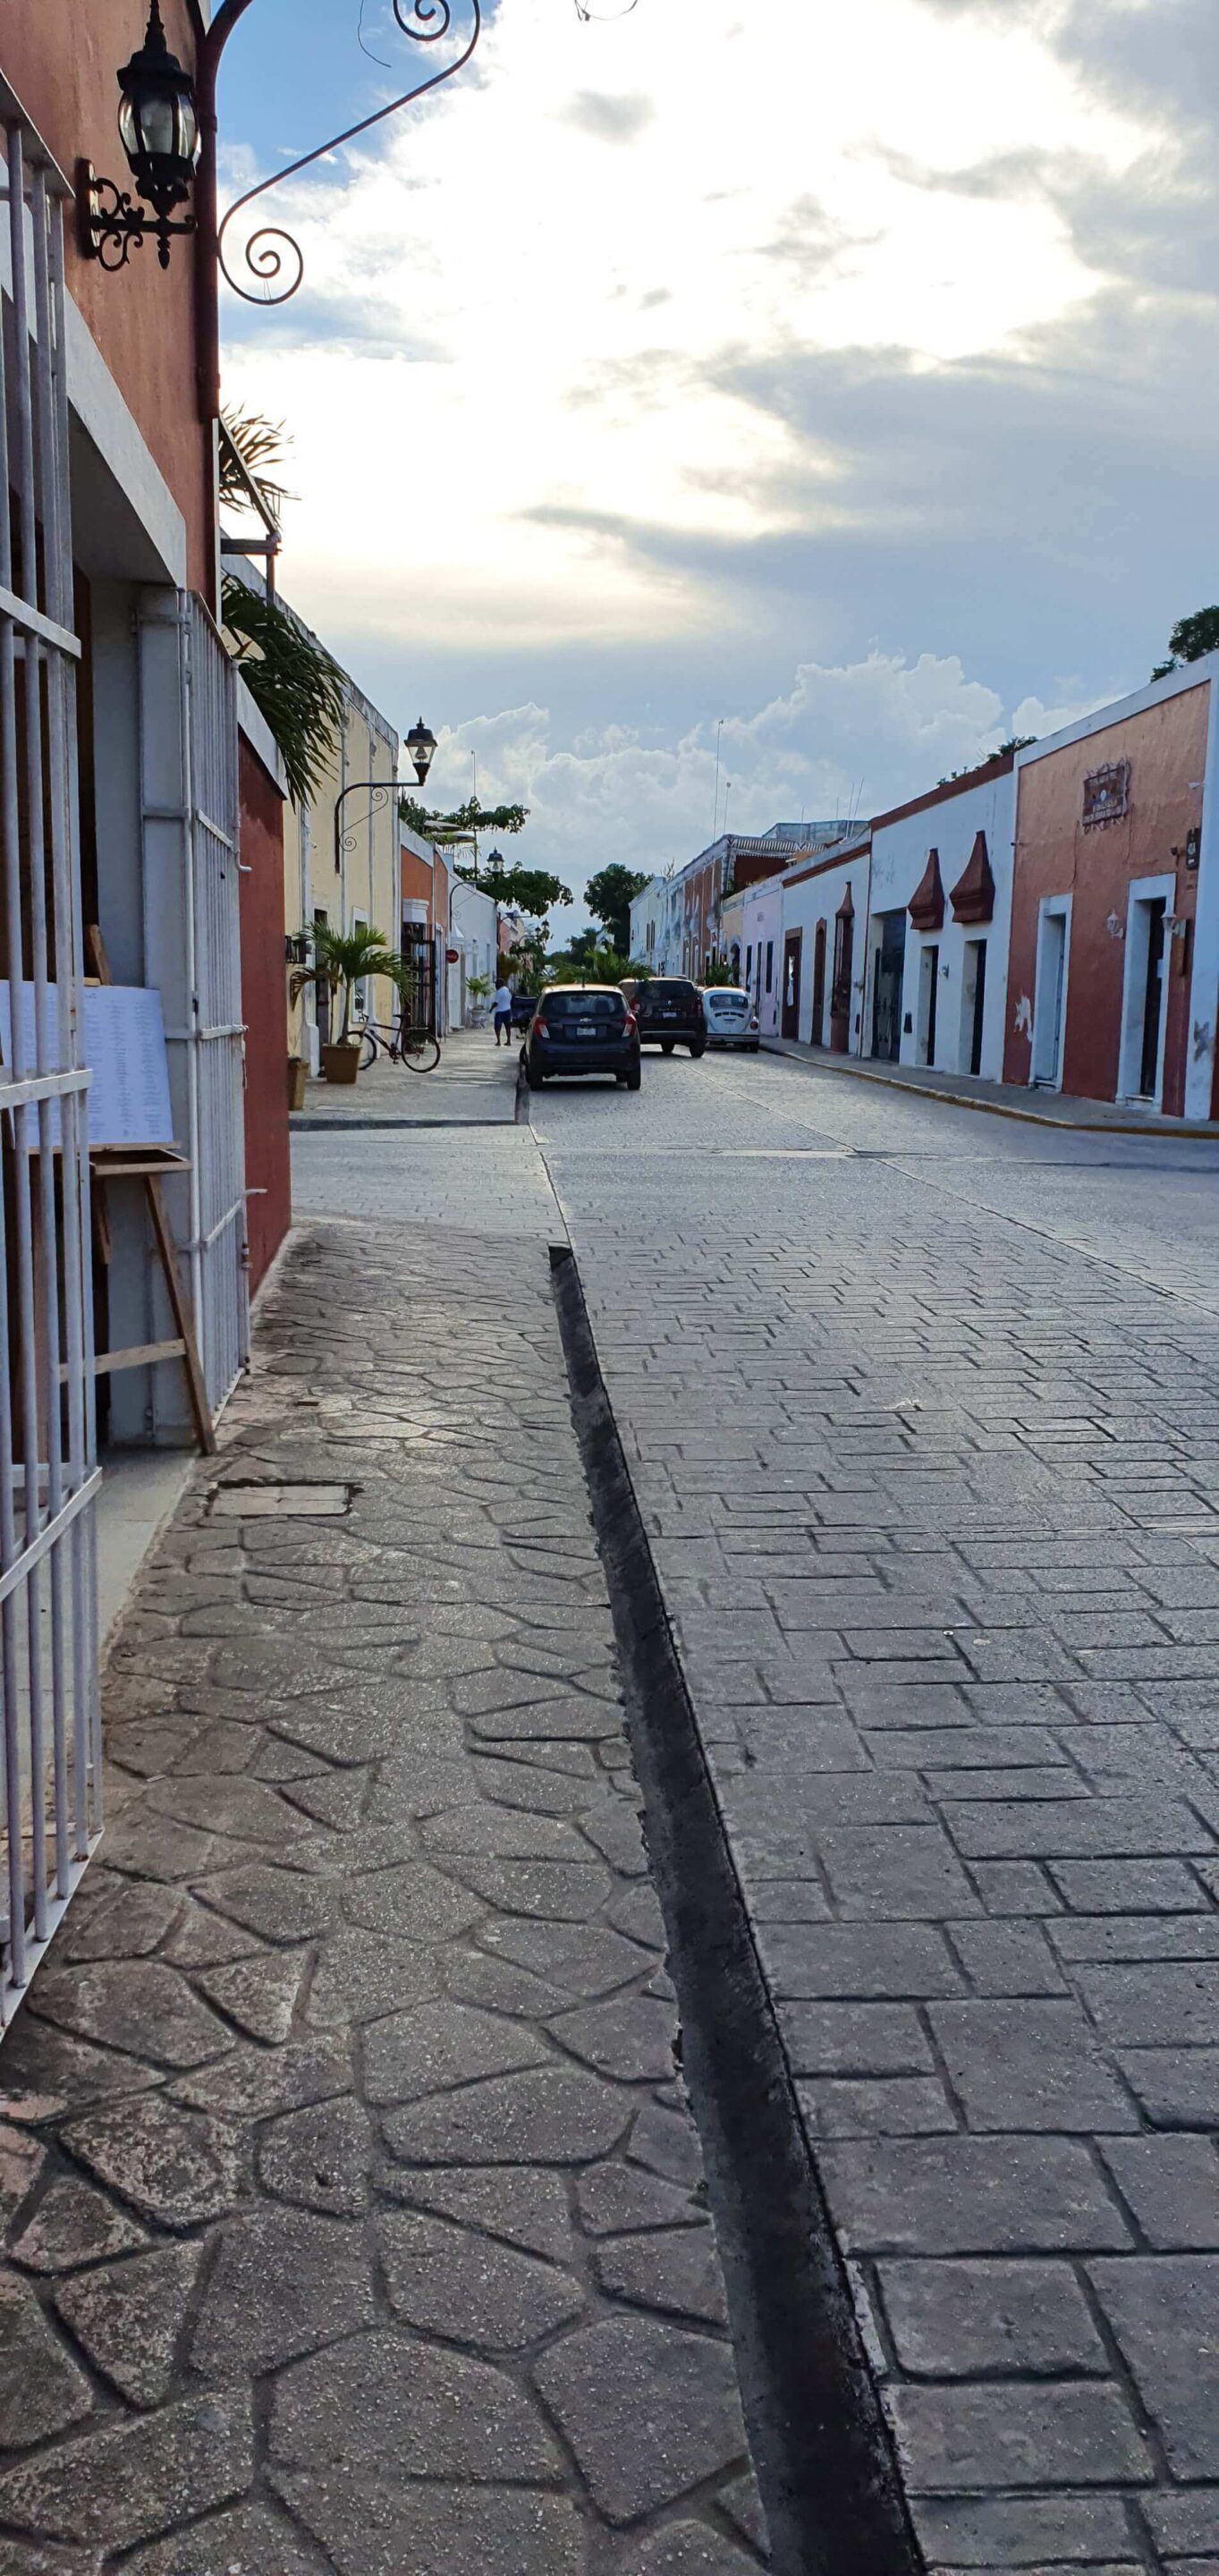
662, 1008, 677, 1018
577, 1021, 596, 1038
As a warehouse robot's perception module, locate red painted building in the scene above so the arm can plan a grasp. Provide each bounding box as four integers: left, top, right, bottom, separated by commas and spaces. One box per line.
1003, 662, 1219, 1119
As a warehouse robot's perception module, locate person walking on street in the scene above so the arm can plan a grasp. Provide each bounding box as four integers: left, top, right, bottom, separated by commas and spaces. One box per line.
493, 979, 513, 1046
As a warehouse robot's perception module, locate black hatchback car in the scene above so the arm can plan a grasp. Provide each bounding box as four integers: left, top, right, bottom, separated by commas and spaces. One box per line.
622, 977, 706, 1057
525, 987, 641, 1089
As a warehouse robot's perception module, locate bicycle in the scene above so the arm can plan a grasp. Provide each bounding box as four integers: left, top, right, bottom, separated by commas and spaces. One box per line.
356, 1013, 441, 1073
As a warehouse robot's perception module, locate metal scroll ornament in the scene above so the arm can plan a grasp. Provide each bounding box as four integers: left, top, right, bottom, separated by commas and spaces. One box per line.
216, 0, 480, 307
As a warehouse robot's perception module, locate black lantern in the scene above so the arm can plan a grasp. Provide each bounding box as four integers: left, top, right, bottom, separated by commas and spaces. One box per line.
406, 720, 437, 788
486, 848, 504, 877
79, 2, 199, 273
118, 4, 199, 219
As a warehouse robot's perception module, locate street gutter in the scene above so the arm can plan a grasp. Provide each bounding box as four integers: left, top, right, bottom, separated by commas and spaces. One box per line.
551, 1241, 925, 2576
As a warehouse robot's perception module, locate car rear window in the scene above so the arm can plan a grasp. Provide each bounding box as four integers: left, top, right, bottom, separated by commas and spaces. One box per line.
707, 990, 749, 1006
643, 981, 698, 1005
543, 992, 625, 1021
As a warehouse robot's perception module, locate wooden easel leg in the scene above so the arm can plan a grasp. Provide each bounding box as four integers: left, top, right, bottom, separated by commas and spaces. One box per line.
143, 1176, 216, 1457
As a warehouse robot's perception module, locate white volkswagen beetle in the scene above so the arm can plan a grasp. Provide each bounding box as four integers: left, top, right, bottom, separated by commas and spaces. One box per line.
699, 987, 760, 1051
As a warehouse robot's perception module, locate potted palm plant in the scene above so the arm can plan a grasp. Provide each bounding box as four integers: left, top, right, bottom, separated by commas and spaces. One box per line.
292, 923, 399, 1083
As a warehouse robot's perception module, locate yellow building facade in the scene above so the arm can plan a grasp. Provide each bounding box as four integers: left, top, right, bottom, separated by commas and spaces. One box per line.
284, 651, 401, 1072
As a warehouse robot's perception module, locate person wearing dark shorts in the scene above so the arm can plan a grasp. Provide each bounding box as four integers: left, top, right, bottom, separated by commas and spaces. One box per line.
493, 980, 513, 1045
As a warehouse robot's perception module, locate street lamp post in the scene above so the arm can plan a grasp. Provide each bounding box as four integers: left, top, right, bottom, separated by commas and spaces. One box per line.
334, 719, 436, 877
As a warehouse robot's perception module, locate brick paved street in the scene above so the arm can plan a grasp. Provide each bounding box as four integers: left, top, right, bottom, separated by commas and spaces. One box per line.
528, 1046, 1219, 2574
7, 1038, 1219, 2576
0, 1203, 767, 2573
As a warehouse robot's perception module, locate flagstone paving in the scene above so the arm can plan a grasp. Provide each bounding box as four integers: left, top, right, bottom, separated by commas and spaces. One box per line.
0, 1221, 767, 2576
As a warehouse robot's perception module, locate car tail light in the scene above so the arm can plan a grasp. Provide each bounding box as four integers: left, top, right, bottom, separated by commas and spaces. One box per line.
623, 1012, 638, 1035
531, 1013, 546, 1038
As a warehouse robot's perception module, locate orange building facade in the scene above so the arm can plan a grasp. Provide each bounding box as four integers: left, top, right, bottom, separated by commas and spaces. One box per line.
1004, 665, 1219, 1120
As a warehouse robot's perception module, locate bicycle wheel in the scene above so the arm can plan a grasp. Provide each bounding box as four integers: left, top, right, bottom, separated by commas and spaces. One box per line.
401, 1030, 441, 1072
359, 1024, 381, 1072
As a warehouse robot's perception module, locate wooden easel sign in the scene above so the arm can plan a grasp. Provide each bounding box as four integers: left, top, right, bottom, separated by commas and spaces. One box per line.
0, 978, 216, 1455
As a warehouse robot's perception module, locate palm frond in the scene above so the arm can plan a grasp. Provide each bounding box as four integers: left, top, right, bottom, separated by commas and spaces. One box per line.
222, 575, 345, 807
219, 408, 295, 526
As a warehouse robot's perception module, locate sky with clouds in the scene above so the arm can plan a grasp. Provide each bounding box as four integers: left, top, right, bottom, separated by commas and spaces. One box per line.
218, 0, 1219, 922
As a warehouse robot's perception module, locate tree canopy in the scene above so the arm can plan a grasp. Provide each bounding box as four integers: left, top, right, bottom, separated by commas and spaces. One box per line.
460, 860, 572, 919
399, 794, 529, 843
584, 863, 651, 955
1152, 607, 1219, 682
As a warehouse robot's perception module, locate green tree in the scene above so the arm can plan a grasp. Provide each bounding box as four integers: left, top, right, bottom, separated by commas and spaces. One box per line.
473, 860, 572, 919
293, 922, 397, 1046
507, 929, 550, 995
399, 794, 529, 843
585, 864, 650, 955
1152, 606, 1219, 682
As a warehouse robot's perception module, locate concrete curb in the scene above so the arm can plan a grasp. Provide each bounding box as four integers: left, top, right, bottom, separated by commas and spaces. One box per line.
759, 1040, 1219, 1138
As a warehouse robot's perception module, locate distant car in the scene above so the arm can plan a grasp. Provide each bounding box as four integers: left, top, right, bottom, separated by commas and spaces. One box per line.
621, 977, 706, 1057
700, 987, 760, 1050
510, 991, 537, 1032
525, 986, 641, 1089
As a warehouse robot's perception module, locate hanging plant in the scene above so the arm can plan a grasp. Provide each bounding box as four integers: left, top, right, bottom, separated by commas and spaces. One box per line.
221, 573, 345, 807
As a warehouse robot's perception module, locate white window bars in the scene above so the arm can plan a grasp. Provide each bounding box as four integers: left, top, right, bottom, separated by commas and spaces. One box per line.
0, 106, 101, 2021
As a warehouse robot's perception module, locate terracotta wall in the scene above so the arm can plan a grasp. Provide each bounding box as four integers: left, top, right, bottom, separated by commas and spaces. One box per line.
4, 0, 211, 592
1004, 685, 1209, 1113
238, 733, 291, 1294
401, 840, 434, 921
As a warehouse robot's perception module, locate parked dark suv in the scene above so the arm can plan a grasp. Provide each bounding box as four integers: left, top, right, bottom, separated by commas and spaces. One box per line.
621, 978, 706, 1057
525, 987, 641, 1089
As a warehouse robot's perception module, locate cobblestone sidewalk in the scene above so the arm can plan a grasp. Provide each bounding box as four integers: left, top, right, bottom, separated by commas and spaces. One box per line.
0, 1222, 767, 2575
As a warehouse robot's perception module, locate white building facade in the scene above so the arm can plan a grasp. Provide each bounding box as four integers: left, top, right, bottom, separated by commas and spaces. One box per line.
863, 756, 1017, 1078
778, 839, 874, 1048
448, 878, 499, 1025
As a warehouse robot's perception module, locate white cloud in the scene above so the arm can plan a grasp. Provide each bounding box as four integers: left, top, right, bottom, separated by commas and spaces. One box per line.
221, 0, 1156, 653
216, 0, 1211, 905
423, 646, 1048, 922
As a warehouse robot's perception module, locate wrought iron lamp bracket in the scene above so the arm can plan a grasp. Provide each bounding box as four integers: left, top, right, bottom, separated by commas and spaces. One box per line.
216, 0, 481, 308
334, 777, 394, 874
78, 160, 197, 271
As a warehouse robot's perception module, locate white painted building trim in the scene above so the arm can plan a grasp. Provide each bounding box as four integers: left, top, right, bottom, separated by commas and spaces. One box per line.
235, 678, 286, 797
63, 297, 188, 586
1116, 872, 1175, 1106
1030, 894, 1072, 1089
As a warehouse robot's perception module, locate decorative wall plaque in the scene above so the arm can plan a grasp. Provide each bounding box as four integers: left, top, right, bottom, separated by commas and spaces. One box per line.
1082, 760, 1130, 828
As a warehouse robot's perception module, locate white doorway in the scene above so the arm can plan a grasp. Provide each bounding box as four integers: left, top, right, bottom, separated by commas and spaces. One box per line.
1031, 897, 1071, 1087
1118, 873, 1174, 1106
916, 944, 939, 1066
960, 939, 988, 1077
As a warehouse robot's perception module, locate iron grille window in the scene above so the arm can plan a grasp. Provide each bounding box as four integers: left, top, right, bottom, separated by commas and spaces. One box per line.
0, 104, 102, 2020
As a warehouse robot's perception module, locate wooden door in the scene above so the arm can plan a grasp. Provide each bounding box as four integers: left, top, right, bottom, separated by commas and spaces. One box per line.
781, 932, 802, 1038
810, 921, 826, 1046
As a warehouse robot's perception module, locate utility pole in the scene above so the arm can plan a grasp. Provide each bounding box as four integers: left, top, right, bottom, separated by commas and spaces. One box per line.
712, 717, 724, 843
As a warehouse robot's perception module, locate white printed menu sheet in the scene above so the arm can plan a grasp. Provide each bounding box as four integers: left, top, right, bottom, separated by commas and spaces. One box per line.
0, 983, 175, 1150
